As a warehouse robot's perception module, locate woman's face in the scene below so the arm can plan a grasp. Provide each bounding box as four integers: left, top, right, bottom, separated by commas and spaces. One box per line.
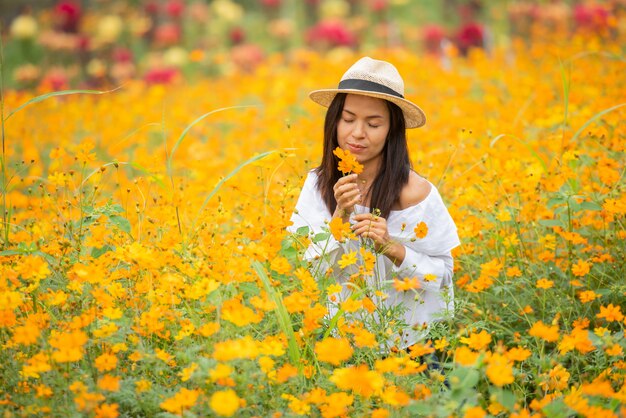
337, 94, 390, 169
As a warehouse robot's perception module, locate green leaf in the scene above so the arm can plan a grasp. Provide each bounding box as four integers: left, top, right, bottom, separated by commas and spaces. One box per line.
492, 388, 517, 411
547, 197, 566, 208
296, 226, 310, 236
538, 219, 564, 227
251, 261, 301, 368
0, 249, 56, 264
570, 102, 626, 143
542, 398, 572, 418
448, 367, 479, 390
580, 201, 603, 211
91, 245, 114, 258
313, 232, 330, 243
108, 215, 131, 234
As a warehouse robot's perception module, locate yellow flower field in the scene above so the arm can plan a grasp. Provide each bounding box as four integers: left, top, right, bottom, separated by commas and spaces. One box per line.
1, 36, 625, 417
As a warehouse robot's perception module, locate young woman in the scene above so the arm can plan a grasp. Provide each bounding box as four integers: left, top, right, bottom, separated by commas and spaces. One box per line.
288, 57, 460, 350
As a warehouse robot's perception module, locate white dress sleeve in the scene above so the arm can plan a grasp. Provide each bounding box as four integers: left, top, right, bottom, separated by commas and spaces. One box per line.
388, 183, 460, 292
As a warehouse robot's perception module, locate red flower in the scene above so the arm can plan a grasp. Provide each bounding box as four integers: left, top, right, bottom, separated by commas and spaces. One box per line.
230, 27, 246, 45
55, 0, 81, 33
144, 0, 160, 15
455, 22, 484, 55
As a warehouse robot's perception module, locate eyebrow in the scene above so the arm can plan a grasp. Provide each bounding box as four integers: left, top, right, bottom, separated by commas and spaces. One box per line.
342, 108, 385, 119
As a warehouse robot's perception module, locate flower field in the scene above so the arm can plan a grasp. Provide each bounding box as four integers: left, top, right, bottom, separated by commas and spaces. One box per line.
1, 33, 625, 418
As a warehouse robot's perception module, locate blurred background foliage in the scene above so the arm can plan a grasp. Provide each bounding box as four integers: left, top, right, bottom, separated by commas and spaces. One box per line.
1, 0, 624, 90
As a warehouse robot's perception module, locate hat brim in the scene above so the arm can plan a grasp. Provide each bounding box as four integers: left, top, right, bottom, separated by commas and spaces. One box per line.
309, 89, 426, 128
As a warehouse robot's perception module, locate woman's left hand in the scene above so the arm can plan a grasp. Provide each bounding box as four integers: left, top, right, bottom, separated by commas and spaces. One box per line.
352, 213, 405, 265
352, 213, 390, 251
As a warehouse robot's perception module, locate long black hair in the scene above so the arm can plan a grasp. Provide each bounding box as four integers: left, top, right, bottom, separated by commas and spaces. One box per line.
314, 93, 411, 219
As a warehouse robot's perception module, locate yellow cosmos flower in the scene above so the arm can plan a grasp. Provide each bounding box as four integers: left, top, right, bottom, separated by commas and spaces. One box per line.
338, 251, 358, 269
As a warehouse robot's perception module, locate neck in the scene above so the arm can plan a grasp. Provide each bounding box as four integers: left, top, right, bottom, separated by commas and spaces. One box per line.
358, 158, 381, 184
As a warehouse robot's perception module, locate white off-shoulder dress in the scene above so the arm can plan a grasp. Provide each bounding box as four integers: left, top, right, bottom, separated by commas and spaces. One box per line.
288, 170, 461, 348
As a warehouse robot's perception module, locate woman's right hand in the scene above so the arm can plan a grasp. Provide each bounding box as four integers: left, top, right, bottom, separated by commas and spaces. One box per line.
332, 174, 361, 220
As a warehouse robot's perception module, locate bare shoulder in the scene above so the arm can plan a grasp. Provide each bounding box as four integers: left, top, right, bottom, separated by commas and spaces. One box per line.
398, 171, 432, 209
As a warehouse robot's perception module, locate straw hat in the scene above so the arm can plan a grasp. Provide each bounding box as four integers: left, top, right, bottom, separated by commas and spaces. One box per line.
309, 57, 426, 128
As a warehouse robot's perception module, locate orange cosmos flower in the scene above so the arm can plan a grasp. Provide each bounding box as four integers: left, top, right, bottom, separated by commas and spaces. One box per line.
506, 346, 532, 362
577, 290, 599, 303
97, 375, 120, 392
414, 221, 428, 238
49, 330, 88, 363
393, 277, 420, 292
160, 388, 201, 415
464, 406, 487, 418
486, 353, 514, 387
329, 217, 355, 242
94, 353, 118, 372
209, 389, 242, 417
329, 364, 385, 398
596, 304, 624, 322
536, 278, 554, 289
528, 321, 559, 342
571, 259, 591, 277
454, 346, 479, 366
605, 344, 623, 356
314, 337, 353, 365
460, 330, 492, 351
333, 147, 363, 175
94, 403, 119, 418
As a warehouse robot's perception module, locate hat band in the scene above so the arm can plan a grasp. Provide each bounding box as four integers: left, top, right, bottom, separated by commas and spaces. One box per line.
338, 79, 404, 98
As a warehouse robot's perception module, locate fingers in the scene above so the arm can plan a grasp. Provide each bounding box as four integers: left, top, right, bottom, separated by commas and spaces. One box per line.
333, 174, 361, 212
352, 214, 389, 244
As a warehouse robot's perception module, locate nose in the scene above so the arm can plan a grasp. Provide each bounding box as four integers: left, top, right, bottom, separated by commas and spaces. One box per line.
352, 121, 366, 138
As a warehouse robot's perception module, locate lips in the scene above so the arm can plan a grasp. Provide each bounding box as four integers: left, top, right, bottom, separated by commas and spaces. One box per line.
346, 143, 366, 153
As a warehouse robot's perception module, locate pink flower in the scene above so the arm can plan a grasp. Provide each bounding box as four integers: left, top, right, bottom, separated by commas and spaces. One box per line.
154, 23, 181, 47
143, 67, 179, 85
261, 0, 282, 8
306, 20, 357, 48
369, 0, 388, 12
112, 47, 134, 63
422, 24, 446, 54
165, 0, 185, 19
573, 4, 610, 32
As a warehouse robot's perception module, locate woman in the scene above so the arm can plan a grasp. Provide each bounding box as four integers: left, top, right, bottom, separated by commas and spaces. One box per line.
288, 57, 460, 350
